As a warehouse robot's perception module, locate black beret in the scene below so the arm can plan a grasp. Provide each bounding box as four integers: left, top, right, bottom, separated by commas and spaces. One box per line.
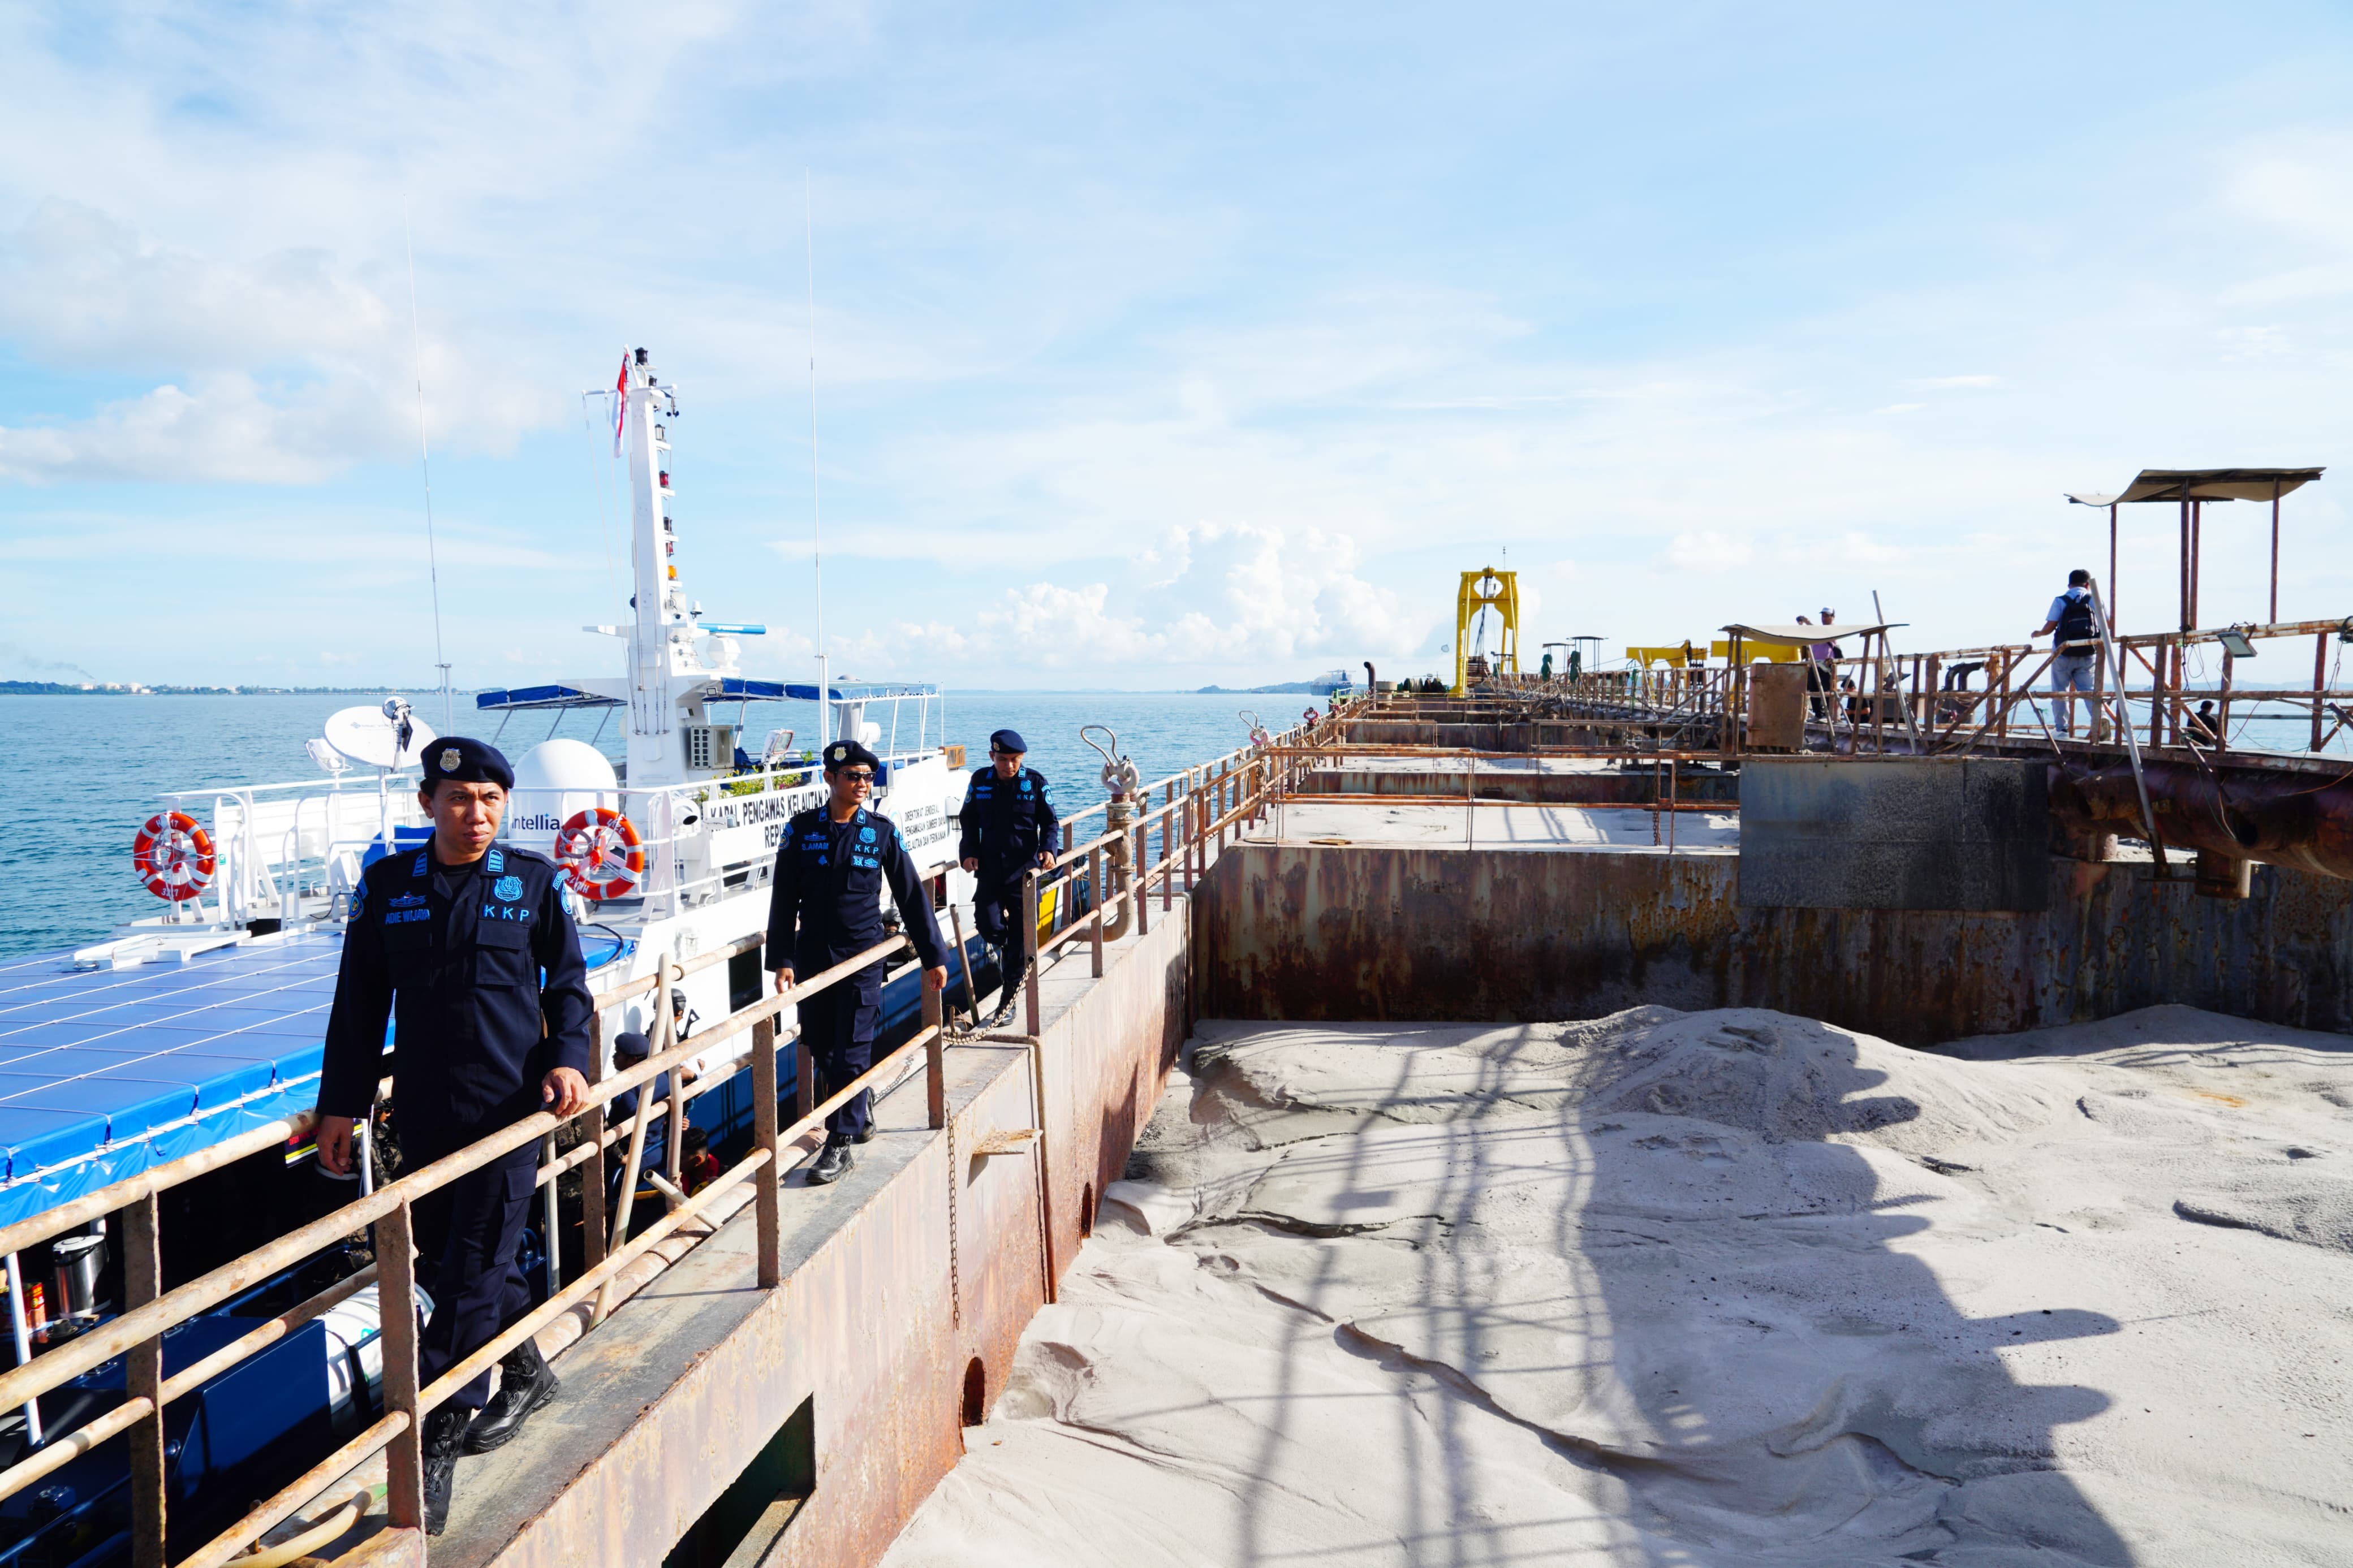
823, 740, 881, 773
613, 1030, 653, 1060
421, 736, 514, 790
988, 728, 1028, 754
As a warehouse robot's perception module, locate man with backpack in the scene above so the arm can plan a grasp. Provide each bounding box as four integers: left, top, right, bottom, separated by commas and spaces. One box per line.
2036, 569, 2103, 738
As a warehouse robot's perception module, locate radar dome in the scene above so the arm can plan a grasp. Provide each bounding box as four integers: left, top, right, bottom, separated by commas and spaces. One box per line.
505, 739, 620, 854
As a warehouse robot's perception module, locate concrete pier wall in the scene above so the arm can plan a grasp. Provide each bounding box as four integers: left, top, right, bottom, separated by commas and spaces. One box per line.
1192, 842, 2353, 1045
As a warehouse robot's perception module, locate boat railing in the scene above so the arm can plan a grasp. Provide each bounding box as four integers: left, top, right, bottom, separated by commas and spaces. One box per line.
138, 744, 954, 931
0, 709, 1355, 1562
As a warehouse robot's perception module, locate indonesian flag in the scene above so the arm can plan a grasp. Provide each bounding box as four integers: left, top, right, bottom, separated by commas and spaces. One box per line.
613, 352, 630, 455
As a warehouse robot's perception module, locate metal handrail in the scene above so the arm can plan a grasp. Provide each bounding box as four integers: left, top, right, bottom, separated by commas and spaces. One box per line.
0, 707, 1331, 1561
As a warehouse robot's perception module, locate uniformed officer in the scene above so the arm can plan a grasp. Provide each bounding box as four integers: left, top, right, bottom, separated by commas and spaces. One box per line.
316, 737, 593, 1535
958, 728, 1059, 1028
766, 738, 949, 1184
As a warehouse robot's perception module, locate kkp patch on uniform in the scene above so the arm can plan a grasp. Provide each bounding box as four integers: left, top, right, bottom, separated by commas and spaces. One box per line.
494, 875, 523, 902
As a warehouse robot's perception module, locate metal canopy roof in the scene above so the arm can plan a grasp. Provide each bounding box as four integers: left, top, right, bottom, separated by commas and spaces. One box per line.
473, 684, 625, 711
2066, 468, 2324, 507
1720, 622, 1902, 642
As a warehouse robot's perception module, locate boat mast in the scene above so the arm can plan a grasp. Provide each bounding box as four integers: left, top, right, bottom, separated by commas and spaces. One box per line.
624, 348, 687, 788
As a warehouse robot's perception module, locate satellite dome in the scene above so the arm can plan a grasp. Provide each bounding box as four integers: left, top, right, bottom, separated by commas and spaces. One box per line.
505, 739, 620, 854
514, 738, 618, 793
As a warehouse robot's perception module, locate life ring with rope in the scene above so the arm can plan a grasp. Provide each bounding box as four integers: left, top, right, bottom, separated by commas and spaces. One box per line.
133, 811, 216, 901
553, 807, 645, 900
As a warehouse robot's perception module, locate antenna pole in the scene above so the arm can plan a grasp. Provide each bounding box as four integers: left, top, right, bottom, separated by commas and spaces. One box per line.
403, 203, 453, 731
807, 172, 828, 746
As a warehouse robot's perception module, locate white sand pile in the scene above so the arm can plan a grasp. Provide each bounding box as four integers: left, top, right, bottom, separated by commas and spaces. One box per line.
883, 1005, 2352, 1567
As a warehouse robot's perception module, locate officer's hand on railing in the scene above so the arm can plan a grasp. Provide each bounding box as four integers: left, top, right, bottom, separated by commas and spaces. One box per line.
542, 1067, 589, 1118
773, 966, 796, 996
960, 857, 979, 873
317, 1114, 356, 1176
925, 965, 948, 992
1036, 850, 1054, 870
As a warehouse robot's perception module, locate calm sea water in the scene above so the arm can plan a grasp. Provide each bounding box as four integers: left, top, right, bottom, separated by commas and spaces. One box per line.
0, 690, 1286, 960
12, 686, 2336, 962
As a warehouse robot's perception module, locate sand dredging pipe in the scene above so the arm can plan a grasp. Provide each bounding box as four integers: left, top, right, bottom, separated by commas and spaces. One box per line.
2048, 758, 2353, 883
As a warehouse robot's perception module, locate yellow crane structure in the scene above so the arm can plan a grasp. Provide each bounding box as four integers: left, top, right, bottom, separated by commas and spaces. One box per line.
1454, 566, 1520, 695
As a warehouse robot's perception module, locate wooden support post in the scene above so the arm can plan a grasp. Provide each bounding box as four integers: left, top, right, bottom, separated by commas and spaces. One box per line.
923, 982, 946, 1131
374, 1199, 424, 1531
752, 1017, 781, 1288
2109, 501, 2120, 631
124, 1196, 165, 1568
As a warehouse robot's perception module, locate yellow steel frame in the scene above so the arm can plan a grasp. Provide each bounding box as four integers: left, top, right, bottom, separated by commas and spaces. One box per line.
1454, 568, 1520, 695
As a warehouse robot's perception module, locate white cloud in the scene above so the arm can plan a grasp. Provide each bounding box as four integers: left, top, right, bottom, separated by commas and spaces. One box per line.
0, 201, 556, 482
1914, 374, 2001, 389
1666, 531, 1755, 572
841, 519, 1427, 676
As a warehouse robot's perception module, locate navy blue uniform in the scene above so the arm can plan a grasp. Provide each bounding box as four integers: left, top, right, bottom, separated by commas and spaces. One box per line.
319, 841, 593, 1410
958, 766, 1058, 1003
764, 806, 947, 1141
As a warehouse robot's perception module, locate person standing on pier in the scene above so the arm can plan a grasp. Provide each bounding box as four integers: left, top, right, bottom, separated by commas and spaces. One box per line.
316, 737, 593, 1535
959, 729, 1061, 1029
2035, 569, 2102, 737
766, 739, 950, 1184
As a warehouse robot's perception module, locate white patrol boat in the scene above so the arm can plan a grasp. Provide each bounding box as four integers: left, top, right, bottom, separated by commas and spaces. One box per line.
83, 343, 970, 1090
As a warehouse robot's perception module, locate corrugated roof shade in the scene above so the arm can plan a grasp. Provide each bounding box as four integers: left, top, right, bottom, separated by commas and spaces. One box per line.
2066, 467, 2324, 507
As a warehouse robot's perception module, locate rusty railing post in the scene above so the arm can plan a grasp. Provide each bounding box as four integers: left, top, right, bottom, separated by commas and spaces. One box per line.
924, 979, 946, 1130
581, 1012, 607, 1276
1023, 871, 1042, 1038
375, 1198, 424, 1531
1134, 825, 1149, 936
2317, 632, 2331, 752
125, 1194, 164, 1568
1089, 843, 1105, 978
752, 1016, 781, 1288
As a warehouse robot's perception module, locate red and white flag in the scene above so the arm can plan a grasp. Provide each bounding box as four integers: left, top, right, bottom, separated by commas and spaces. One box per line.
612, 352, 630, 455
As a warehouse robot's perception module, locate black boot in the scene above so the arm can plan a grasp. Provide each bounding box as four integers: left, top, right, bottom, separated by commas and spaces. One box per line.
809, 1137, 854, 1185
462, 1337, 561, 1454
422, 1406, 469, 1535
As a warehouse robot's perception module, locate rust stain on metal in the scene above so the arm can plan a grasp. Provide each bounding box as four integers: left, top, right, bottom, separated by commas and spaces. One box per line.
1197, 841, 2353, 1046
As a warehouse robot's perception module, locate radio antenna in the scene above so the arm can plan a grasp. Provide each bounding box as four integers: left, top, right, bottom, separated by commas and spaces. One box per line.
805, 171, 828, 746
402, 200, 453, 731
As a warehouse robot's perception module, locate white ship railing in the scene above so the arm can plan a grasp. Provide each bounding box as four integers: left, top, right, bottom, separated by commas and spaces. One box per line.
140, 744, 958, 933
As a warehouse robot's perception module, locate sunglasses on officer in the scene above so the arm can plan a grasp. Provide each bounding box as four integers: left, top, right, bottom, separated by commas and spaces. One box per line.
833, 768, 875, 784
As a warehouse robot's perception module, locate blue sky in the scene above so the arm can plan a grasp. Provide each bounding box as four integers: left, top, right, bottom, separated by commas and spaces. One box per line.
5, 2, 2351, 690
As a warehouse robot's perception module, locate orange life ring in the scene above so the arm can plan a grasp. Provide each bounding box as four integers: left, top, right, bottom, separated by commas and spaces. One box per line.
132, 811, 216, 901
553, 807, 645, 900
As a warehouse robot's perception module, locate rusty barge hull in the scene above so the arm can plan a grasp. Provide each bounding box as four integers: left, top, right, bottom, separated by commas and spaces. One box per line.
1193, 841, 2353, 1046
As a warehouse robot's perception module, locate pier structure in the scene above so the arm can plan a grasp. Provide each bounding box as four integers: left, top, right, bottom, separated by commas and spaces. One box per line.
8, 591, 2353, 1565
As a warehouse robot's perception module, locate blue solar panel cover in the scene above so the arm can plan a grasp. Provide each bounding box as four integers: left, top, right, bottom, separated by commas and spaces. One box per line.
0, 935, 351, 1220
